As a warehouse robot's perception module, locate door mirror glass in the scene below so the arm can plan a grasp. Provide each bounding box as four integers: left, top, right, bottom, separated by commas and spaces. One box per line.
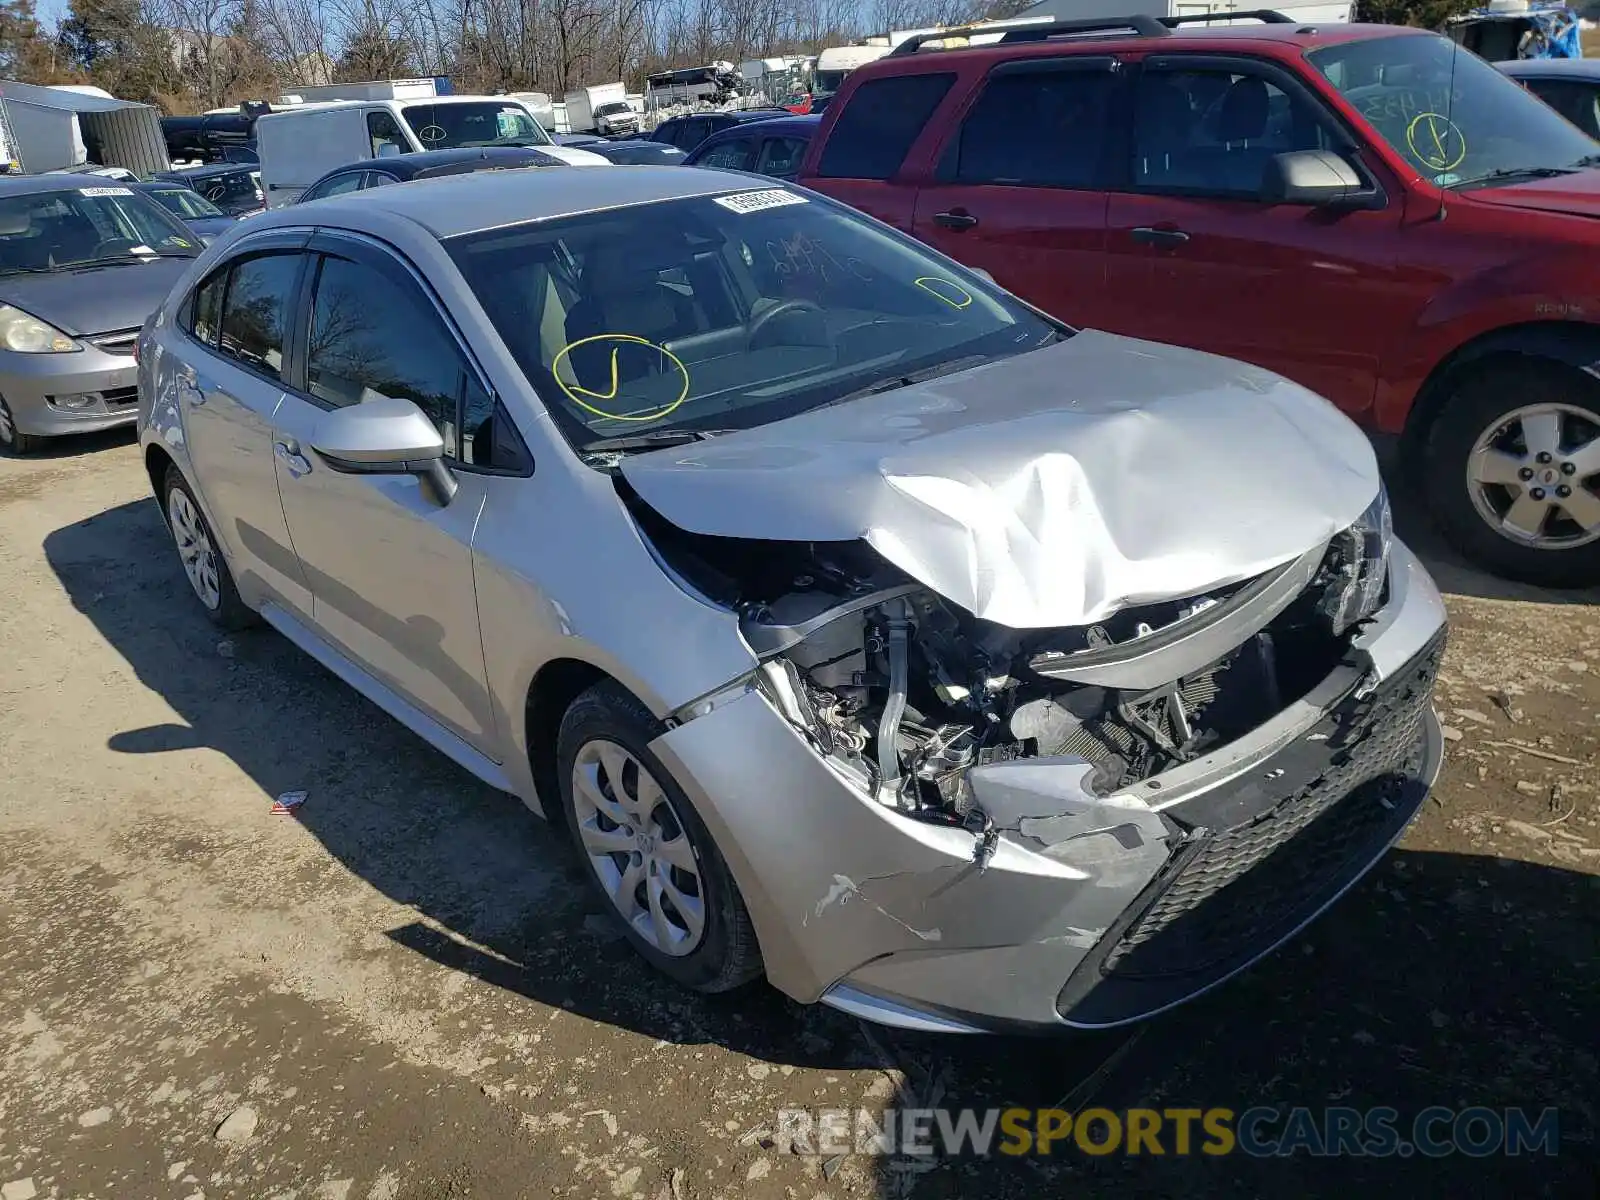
1261, 150, 1368, 207
310, 395, 458, 504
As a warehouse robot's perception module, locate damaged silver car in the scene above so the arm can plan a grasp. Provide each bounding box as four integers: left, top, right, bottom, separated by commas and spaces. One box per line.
138, 167, 1447, 1032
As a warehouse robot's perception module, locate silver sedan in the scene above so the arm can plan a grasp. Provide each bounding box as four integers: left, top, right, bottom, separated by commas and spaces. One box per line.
137, 167, 1447, 1032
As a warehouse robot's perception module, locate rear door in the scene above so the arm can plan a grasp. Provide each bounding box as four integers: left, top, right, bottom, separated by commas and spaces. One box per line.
1101, 54, 1407, 416
910, 56, 1122, 327
804, 71, 958, 233
176, 233, 314, 617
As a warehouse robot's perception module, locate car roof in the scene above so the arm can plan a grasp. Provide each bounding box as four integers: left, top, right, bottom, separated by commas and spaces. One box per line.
1498, 57, 1600, 80
326, 146, 563, 179
249, 164, 778, 238
879, 18, 1430, 67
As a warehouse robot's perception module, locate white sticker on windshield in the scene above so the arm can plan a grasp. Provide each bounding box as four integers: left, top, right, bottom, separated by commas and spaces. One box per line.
713, 189, 808, 215
79, 186, 133, 197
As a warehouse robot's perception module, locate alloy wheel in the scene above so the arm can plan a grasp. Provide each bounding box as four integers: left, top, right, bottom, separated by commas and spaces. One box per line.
570, 738, 706, 956
167, 487, 222, 610
1466, 402, 1600, 550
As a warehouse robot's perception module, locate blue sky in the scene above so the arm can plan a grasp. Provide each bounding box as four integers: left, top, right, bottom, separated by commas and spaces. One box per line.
35, 0, 71, 28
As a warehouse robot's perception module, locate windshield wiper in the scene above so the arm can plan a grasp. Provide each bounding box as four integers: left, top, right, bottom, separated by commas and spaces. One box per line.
1449, 166, 1579, 189
830, 353, 996, 405
579, 428, 735, 454
0, 265, 57, 275
1570, 153, 1600, 169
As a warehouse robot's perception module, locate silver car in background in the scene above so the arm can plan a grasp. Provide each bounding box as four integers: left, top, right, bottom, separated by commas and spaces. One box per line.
0, 176, 203, 454
137, 168, 1447, 1032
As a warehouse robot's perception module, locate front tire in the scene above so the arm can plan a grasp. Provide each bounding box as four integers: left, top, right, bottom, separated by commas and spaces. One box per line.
163, 466, 256, 630
0, 396, 43, 456
1424, 361, 1600, 587
557, 681, 762, 993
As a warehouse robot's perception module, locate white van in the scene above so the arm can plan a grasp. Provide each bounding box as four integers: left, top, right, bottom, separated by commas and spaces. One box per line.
256, 95, 607, 207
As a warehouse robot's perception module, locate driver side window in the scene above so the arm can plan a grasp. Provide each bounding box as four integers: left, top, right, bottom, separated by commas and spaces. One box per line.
367, 111, 406, 158
305, 172, 366, 202
1132, 66, 1333, 198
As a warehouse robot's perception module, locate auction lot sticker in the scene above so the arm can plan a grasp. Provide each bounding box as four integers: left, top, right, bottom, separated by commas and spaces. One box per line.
714, 189, 809, 215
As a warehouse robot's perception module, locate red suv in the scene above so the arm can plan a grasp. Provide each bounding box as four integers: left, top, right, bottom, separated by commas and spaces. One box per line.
797, 13, 1600, 586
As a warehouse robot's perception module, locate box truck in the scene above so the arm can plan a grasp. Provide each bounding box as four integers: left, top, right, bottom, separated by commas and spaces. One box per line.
563, 82, 636, 135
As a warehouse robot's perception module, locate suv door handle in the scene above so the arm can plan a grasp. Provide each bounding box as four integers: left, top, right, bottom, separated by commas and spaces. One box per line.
1131, 226, 1190, 248
274, 440, 312, 477
933, 210, 979, 230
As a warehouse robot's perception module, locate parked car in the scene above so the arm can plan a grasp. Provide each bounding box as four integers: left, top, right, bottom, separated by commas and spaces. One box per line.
552, 133, 607, 147
255, 96, 608, 206
592, 100, 642, 137
133, 181, 237, 243
0, 175, 201, 454
798, 14, 1600, 586
684, 114, 818, 179
138, 166, 1445, 1033
645, 108, 791, 153
294, 146, 572, 204
1499, 57, 1600, 138
583, 140, 689, 165
155, 164, 264, 217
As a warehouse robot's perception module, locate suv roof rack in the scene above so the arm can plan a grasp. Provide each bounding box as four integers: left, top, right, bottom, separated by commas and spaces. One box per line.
1156, 9, 1295, 26
887, 15, 1173, 57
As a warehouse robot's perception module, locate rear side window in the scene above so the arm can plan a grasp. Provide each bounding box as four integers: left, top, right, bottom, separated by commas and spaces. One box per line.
216, 253, 301, 380
949, 69, 1114, 188
697, 138, 756, 170
1523, 79, 1600, 138
757, 136, 808, 177
816, 73, 955, 179
185, 269, 226, 346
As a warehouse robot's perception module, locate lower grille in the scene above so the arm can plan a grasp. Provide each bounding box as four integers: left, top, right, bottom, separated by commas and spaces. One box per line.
103, 386, 138, 407
1097, 632, 1444, 984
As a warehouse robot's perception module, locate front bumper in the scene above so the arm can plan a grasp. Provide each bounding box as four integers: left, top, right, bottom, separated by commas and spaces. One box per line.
649, 540, 1448, 1032
0, 343, 139, 437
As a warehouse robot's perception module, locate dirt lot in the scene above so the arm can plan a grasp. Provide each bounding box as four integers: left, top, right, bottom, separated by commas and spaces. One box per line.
2, 432, 1597, 1200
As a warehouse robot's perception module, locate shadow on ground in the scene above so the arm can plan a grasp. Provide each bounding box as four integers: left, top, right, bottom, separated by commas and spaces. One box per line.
45, 498, 1599, 1199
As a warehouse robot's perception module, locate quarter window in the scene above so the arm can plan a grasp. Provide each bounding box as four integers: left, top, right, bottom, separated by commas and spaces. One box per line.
305, 254, 489, 460
949, 69, 1114, 188
186, 268, 227, 346
216, 253, 301, 380
1132, 67, 1331, 197
816, 73, 955, 180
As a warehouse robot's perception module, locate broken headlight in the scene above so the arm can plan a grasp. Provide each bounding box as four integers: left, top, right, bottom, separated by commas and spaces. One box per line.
1318, 485, 1393, 637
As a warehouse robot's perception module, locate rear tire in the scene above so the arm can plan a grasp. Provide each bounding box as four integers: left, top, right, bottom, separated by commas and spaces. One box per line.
163, 466, 256, 630
557, 681, 763, 994
1423, 360, 1600, 588
0, 396, 44, 456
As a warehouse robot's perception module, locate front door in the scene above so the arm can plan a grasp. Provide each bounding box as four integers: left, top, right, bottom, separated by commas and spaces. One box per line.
177, 238, 313, 616
1101, 56, 1408, 418
270, 238, 500, 750
911, 57, 1119, 327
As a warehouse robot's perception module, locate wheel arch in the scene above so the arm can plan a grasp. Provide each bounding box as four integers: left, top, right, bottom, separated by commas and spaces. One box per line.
523, 657, 616, 824
1402, 320, 1600, 460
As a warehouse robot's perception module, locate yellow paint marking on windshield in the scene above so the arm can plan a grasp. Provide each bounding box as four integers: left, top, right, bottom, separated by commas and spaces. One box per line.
551, 333, 691, 422
1405, 113, 1466, 173
914, 276, 974, 310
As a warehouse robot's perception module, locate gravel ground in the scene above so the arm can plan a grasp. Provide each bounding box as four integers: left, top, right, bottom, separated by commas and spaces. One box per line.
1, 431, 1596, 1200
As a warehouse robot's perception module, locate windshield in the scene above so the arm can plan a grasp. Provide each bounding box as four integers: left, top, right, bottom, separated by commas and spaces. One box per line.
177, 171, 261, 213
148, 186, 225, 220
595, 102, 630, 116
813, 70, 847, 94
0, 187, 200, 275
401, 102, 553, 149
447, 187, 1061, 458
1309, 32, 1600, 187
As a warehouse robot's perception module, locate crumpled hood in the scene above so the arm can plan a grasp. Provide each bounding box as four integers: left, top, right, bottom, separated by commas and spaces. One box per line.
622, 330, 1381, 629
0, 257, 193, 336
1465, 168, 1600, 220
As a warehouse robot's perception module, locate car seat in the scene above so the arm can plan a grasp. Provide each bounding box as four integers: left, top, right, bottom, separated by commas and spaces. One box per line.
563, 239, 698, 391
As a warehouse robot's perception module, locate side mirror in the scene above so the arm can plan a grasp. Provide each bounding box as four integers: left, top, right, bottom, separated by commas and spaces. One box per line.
1261, 150, 1376, 209
310, 395, 458, 506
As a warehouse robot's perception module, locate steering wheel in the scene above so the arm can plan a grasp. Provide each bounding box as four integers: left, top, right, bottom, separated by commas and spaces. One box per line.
90, 237, 142, 259
747, 298, 829, 350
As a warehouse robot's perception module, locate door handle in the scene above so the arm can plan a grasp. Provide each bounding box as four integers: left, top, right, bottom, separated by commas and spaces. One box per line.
1131, 226, 1190, 248
274, 440, 311, 477
933, 210, 979, 230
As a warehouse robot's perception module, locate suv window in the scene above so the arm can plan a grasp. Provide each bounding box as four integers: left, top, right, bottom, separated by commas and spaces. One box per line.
1133, 67, 1330, 197
305, 254, 491, 460
217, 253, 302, 380
1516, 78, 1600, 139
187, 267, 226, 345
757, 136, 807, 178
367, 110, 406, 157
816, 73, 955, 180
949, 69, 1114, 188
302, 171, 366, 203
697, 137, 756, 170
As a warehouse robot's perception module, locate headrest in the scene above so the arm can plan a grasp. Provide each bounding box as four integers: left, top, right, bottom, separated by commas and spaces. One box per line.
1218, 77, 1270, 142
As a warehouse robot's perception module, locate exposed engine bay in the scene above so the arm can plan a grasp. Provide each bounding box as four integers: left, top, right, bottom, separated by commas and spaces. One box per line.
629, 485, 1391, 827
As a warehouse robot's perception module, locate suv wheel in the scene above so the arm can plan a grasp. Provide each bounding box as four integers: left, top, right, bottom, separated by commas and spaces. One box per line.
0, 396, 43, 455
1425, 361, 1600, 587
557, 681, 763, 993
163, 466, 256, 629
